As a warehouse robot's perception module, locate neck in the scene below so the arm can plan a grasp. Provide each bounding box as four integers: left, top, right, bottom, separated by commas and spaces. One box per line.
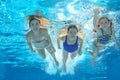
102, 26, 108, 30
32, 29, 39, 35
68, 35, 76, 40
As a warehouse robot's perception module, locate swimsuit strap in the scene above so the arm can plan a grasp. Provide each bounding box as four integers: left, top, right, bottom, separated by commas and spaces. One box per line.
100, 25, 112, 36
65, 36, 67, 43
76, 36, 78, 44
65, 36, 78, 44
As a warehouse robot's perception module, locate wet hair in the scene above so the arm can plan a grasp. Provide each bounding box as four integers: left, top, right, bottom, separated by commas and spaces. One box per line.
26, 15, 42, 21
67, 24, 78, 33
98, 17, 113, 35
28, 15, 41, 27
98, 16, 111, 28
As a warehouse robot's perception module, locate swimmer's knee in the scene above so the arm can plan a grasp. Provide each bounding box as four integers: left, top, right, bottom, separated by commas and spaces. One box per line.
62, 58, 67, 63
71, 54, 76, 59
47, 47, 56, 54
51, 47, 56, 53
37, 53, 46, 59
37, 50, 46, 59
40, 53, 46, 59
62, 55, 68, 61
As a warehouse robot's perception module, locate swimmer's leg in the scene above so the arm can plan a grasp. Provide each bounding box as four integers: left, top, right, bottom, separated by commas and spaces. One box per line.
62, 50, 68, 72
92, 39, 103, 65
37, 49, 46, 59
46, 46, 59, 67
90, 39, 98, 65
71, 52, 77, 59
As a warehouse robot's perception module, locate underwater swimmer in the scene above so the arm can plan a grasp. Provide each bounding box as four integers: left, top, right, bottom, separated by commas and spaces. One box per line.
26, 16, 59, 66
86, 8, 119, 65
57, 24, 83, 72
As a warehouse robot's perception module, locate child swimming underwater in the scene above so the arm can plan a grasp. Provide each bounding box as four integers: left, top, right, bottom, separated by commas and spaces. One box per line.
86, 8, 118, 65
26, 15, 59, 66
57, 24, 83, 72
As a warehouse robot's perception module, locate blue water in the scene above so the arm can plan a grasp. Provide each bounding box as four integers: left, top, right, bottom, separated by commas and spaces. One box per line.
0, 0, 120, 80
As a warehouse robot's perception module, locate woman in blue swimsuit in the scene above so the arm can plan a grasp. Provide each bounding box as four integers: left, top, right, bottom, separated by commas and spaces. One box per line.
57, 25, 83, 72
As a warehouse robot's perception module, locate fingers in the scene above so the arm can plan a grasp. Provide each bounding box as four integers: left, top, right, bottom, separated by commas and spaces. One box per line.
93, 7, 100, 15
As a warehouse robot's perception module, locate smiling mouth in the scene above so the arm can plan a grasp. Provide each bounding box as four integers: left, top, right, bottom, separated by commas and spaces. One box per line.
33, 28, 38, 30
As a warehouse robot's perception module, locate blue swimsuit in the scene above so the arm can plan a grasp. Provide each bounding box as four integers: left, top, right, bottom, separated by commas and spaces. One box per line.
98, 27, 112, 44
63, 36, 78, 52
98, 34, 111, 44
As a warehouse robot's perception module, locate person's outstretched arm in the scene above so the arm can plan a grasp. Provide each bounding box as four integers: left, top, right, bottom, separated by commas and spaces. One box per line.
26, 33, 35, 52
57, 36, 61, 49
93, 8, 100, 30
57, 35, 66, 49
78, 37, 83, 55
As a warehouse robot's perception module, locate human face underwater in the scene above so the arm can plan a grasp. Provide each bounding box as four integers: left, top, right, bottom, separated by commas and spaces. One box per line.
30, 19, 40, 31
100, 18, 109, 28
68, 28, 78, 38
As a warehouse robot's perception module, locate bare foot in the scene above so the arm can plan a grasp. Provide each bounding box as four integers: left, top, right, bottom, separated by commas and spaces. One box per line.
85, 47, 94, 56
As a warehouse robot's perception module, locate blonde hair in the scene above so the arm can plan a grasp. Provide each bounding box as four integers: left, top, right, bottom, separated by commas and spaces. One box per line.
59, 27, 67, 37
26, 10, 50, 27
98, 16, 111, 28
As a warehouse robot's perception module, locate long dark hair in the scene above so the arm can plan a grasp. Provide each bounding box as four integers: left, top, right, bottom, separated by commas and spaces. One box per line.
28, 15, 41, 27
67, 24, 78, 33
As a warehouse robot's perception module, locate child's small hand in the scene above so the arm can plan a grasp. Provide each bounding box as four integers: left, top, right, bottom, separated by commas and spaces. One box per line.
93, 8, 100, 15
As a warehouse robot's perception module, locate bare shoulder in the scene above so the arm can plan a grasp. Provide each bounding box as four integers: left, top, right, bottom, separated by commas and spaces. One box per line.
26, 30, 32, 38
61, 35, 66, 41
40, 28, 49, 34
41, 28, 48, 32
78, 36, 83, 42
40, 28, 50, 37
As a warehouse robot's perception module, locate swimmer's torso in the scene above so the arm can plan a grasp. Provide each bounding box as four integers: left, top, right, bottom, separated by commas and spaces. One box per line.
63, 36, 79, 52
96, 26, 112, 37
96, 26, 113, 44
29, 29, 50, 49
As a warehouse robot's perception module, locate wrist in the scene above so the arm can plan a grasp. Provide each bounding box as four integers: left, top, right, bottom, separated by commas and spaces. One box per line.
63, 21, 67, 24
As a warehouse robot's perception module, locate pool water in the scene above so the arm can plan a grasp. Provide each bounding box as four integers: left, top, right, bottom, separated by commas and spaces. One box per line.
0, 0, 120, 80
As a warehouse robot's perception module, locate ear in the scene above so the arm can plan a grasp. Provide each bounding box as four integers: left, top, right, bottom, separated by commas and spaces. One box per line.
108, 20, 112, 27
98, 20, 101, 28
98, 25, 100, 27
98, 22, 101, 28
